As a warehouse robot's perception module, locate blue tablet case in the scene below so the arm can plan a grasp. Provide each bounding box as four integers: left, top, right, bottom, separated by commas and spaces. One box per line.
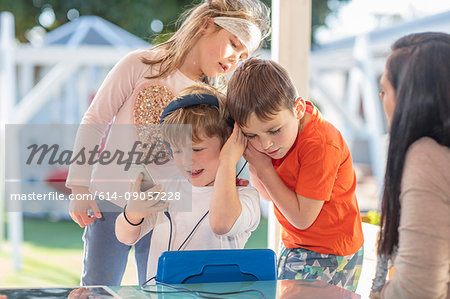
155, 249, 277, 284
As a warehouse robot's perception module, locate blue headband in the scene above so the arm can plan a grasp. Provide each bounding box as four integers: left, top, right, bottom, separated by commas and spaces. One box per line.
159, 93, 234, 157
160, 93, 221, 124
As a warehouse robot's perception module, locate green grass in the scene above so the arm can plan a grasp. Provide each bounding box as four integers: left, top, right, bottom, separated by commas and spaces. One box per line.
1, 216, 268, 287
245, 217, 268, 249
21, 218, 84, 249
1, 217, 85, 287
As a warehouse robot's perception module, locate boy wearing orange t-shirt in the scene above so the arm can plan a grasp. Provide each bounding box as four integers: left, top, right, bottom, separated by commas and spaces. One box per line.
226, 58, 364, 291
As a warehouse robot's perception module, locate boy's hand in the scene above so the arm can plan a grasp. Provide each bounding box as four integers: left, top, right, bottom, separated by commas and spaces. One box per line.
236, 178, 249, 186
125, 174, 169, 223
244, 142, 273, 173
220, 124, 247, 165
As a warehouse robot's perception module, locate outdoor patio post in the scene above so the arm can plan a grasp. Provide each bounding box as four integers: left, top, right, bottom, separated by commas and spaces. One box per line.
270, 0, 311, 254
0, 11, 23, 270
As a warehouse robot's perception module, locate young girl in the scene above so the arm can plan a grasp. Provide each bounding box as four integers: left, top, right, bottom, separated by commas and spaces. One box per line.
370, 32, 450, 299
115, 84, 261, 283
66, 0, 270, 286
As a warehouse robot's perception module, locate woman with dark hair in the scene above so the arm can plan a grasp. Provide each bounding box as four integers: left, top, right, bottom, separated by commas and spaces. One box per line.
370, 32, 450, 299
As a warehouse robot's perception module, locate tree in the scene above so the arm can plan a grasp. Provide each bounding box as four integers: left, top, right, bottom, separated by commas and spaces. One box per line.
0, 0, 349, 46
312, 0, 350, 45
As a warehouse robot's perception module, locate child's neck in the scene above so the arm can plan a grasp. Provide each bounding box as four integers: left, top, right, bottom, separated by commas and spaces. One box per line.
190, 180, 215, 187
298, 110, 312, 133
205, 179, 215, 187
179, 50, 202, 81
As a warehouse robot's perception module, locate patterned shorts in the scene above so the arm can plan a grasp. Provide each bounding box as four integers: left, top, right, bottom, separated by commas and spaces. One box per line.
277, 245, 364, 292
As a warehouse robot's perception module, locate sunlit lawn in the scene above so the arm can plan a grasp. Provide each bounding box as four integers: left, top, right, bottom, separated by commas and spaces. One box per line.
0, 216, 267, 288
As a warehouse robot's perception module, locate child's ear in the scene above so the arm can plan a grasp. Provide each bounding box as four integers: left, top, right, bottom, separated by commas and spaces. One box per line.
199, 17, 214, 33
293, 97, 306, 119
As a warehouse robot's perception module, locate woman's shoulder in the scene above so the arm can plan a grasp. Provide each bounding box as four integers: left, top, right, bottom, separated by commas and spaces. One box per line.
403, 137, 450, 197
406, 137, 450, 163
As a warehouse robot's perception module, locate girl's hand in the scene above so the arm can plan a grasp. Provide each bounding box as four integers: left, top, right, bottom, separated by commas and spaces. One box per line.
244, 142, 273, 174
125, 174, 169, 223
69, 186, 102, 228
220, 123, 247, 165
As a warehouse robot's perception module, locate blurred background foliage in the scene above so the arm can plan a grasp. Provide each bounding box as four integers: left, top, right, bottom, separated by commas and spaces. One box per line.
0, 0, 349, 46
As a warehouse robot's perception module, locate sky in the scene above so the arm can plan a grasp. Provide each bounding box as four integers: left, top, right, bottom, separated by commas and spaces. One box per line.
316, 0, 450, 44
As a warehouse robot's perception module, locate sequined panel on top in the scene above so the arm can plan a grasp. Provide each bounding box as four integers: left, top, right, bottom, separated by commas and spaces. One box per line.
134, 85, 175, 163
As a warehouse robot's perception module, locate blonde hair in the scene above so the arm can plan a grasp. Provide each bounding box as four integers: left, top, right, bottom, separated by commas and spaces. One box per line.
161, 83, 232, 148
142, 0, 271, 85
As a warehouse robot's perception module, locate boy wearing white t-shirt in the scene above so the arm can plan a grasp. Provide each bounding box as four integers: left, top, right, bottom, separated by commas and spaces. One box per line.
115, 85, 260, 283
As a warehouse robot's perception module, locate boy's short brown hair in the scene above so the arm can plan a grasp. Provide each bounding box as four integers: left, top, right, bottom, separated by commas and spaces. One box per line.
161, 84, 232, 148
226, 57, 298, 126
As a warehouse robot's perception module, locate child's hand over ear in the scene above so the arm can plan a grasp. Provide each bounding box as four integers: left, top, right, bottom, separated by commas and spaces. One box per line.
244, 142, 273, 174
219, 124, 247, 165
